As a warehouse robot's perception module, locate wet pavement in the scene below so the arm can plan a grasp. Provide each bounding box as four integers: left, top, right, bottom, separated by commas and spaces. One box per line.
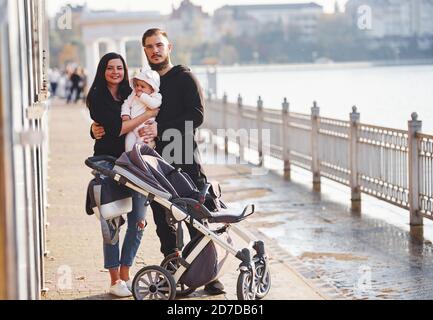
205, 153, 433, 300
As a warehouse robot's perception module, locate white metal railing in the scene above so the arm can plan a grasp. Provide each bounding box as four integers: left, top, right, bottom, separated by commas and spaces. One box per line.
418, 132, 433, 220
203, 95, 431, 226
357, 124, 410, 209
319, 116, 350, 186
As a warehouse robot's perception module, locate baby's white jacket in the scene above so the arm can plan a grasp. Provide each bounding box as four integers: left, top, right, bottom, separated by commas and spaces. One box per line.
121, 91, 162, 152
121, 91, 162, 119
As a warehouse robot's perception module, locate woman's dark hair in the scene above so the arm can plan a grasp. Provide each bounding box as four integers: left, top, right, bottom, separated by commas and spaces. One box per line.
86, 52, 131, 109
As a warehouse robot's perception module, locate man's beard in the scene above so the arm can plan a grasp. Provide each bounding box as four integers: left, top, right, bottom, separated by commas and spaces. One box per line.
149, 57, 170, 72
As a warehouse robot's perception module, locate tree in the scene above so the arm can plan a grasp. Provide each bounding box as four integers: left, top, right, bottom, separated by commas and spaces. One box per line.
316, 13, 367, 61
218, 45, 239, 65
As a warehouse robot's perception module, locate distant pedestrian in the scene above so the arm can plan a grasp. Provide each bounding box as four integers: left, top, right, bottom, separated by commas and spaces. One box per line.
67, 68, 83, 104
80, 68, 88, 103
48, 68, 61, 97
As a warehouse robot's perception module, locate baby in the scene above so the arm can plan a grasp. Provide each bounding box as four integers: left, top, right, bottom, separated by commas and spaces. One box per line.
121, 68, 162, 152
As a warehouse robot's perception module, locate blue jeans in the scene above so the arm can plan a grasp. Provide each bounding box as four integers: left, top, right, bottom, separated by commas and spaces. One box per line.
103, 192, 147, 269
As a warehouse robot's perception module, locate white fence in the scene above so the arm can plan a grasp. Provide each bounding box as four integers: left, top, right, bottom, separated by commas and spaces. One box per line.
203, 95, 433, 226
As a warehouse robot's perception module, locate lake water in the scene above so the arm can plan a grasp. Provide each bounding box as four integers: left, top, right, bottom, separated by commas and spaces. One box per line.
197, 63, 433, 133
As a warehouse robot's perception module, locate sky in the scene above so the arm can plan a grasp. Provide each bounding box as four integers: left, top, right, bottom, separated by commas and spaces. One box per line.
46, 0, 349, 17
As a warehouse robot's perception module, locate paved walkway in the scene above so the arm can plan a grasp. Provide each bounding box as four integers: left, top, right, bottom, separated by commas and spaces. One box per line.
42, 99, 331, 300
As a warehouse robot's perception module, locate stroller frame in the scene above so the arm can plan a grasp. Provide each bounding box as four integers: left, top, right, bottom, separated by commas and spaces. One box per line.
86, 156, 271, 300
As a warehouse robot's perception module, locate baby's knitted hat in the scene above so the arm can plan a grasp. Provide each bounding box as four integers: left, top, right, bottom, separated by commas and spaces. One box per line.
132, 68, 160, 93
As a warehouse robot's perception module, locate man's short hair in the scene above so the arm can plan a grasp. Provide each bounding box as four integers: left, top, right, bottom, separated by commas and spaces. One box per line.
142, 28, 169, 47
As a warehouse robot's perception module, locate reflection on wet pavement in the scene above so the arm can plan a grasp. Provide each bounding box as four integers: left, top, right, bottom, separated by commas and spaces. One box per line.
212, 164, 433, 300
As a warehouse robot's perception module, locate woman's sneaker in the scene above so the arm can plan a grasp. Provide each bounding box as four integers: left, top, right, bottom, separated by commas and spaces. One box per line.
109, 280, 132, 298
125, 279, 133, 292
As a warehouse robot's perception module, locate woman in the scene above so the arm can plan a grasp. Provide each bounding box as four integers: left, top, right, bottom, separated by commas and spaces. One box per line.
87, 52, 159, 297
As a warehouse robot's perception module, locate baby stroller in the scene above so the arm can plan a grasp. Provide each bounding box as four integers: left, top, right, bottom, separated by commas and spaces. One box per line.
85, 144, 271, 300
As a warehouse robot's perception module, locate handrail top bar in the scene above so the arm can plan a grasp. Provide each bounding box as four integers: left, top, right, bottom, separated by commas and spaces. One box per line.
358, 122, 409, 135
289, 111, 311, 118
319, 117, 350, 125
417, 132, 433, 140
262, 108, 281, 115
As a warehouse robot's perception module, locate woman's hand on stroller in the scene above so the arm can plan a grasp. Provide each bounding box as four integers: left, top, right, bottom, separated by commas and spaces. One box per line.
92, 122, 106, 140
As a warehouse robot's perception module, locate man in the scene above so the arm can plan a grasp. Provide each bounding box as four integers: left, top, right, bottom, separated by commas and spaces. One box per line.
67, 68, 83, 104
92, 29, 224, 295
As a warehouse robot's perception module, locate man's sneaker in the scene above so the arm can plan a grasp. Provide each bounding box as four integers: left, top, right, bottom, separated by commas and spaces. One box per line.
109, 280, 132, 298
204, 280, 225, 295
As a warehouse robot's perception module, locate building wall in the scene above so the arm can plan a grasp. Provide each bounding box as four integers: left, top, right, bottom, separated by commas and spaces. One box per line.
419, 1, 433, 36
80, 11, 166, 81
214, 4, 323, 42
0, 34, 6, 300
0, 0, 49, 300
346, 0, 433, 38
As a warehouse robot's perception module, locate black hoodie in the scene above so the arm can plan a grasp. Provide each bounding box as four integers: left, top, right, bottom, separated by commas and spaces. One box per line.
156, 65, 204, 137
155, 65, 207, 186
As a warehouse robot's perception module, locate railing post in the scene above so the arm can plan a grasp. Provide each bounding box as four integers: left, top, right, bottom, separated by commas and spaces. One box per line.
350, 106, 361, 212
282, 98, 291, 181
237, 94, 245, 162
222, 93, 229, 157
257, 97, 264, 167
408, 112, 423, 226
311, 101, 321, 192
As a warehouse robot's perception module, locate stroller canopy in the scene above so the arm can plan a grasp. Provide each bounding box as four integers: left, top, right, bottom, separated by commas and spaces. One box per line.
115, 144, 200, 201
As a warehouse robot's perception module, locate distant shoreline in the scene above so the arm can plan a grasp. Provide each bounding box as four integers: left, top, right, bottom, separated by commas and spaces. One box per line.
192, 58, 433, 74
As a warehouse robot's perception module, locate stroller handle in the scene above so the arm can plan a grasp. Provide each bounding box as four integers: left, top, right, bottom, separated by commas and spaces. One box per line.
85, 156, 118, 180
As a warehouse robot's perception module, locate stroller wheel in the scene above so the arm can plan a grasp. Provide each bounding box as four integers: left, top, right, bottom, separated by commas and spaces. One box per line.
237, 271, 257, 301
132, 266, 177, 300
254, 260, 271, 300
161, 253, 196, 298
